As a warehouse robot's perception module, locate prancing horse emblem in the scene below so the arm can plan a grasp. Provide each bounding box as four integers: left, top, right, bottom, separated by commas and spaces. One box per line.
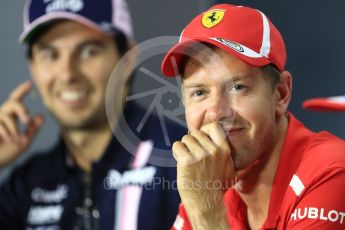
202, 9, 225, 28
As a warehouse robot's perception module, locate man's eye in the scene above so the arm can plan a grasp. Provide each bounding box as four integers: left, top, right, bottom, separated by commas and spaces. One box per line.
39, 49, 57, 61
191, 89, 206, 98
231, 84, 247, 92
80, 46, 100, 59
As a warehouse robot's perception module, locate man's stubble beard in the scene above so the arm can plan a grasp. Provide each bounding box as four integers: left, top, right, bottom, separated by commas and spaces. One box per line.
229, 122, 276, 171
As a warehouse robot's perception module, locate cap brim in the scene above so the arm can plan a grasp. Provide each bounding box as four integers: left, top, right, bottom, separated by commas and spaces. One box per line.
19, 12, 116, 43
302, 96, 345, 112
161, 37, 271, 77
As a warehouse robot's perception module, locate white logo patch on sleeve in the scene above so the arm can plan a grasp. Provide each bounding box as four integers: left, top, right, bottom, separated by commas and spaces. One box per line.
173, 214, 185, 230
289, 174, 305, 196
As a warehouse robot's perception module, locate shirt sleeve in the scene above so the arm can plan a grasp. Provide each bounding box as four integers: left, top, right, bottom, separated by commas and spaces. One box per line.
170, 204, 193, 230
286, 170, 345, 229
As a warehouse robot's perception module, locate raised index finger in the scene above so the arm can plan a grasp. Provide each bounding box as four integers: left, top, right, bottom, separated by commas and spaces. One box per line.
9, 81, 33, 101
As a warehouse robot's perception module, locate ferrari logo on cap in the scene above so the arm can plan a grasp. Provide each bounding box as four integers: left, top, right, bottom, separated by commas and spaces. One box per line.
202, 9, 225, 28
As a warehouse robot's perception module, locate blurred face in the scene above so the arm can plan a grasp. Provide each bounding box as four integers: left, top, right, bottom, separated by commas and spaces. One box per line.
182, 48, 282, 170
29, 21, 120, 130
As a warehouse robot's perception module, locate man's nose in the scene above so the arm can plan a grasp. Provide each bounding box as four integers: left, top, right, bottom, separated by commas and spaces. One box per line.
206, 93, 234, 122
58, 54, 80, 83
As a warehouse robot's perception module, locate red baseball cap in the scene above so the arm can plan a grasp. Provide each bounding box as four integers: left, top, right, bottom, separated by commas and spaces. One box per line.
161, 4, 286, 77
302, 96, 345, 112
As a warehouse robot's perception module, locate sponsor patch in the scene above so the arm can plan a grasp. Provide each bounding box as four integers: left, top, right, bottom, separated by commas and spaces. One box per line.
31, 184, 68, 203
290, 207, 345, 224
27, 205, 63, 225
104, 166, 157, 189
202, 9, 225, 28
45, 0, 84, 13
214, 38, 244, 53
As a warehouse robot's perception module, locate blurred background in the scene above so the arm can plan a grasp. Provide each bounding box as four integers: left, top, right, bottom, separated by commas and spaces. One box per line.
1, 0, 345, 181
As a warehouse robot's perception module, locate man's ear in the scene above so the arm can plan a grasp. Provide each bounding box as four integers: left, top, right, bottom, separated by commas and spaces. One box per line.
27, 58, 37, 84
111, 41, 137, 95
275, 71, 292, 116
181, 86, 185, 107
106, 41, 138, 126
122, 41, 137, 79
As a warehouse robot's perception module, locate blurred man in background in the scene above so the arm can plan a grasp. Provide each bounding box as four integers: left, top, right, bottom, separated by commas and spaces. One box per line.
0, 0, 184, 229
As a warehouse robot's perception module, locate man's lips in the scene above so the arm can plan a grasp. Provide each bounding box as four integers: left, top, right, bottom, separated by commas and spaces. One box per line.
55, 89, 91, 108
59, 90, 87, 101
223, 127, 245, 135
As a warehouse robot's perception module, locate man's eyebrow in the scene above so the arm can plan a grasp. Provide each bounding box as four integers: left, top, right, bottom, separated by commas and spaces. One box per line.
75, 39, 108, 50
35, 42, 54, 50
35, 39, 108, 51
182, 83, 206, 89
227, 74, 249, 81
182, 75, 249, 88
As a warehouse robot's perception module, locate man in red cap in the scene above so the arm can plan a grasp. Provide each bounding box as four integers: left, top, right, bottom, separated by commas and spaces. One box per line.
161, 4, 345, 229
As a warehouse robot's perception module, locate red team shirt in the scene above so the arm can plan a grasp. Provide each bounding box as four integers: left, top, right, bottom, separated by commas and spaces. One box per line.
172, 114, 345, 230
